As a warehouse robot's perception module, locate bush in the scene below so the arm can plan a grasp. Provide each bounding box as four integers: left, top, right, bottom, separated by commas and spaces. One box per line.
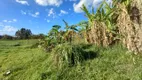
38, 39, 55, 52
52, 43, 85, 68
30, 34, 45, 39
1, 35, 14, 40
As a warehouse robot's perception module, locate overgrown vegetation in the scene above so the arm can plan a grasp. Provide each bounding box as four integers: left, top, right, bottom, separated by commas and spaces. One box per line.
51, 43, 85, 68
0, 0, 142, 79
0, 28, 45, 40
1, 40, 142, 80
39, 0, 141, 53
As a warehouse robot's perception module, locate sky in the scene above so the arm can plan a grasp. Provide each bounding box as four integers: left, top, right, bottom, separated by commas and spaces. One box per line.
0, 0, 111, 35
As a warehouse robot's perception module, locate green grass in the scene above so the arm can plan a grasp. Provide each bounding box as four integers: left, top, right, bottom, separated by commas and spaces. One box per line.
0, 40, 142, 80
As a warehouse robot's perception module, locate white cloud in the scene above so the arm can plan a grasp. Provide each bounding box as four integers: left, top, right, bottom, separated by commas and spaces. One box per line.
59, 10, 68, 16
44, 18, 50, 23
21, 10, 27, 15
48, 8, 56, 18
3, 20, 8, 23
48, 8, 54, 16
29, 12, 40, 18
73, 0, 87, 13
16, 0, 29, 5
35, 0, 63, 6
47, 20, 50, 23
61, 10, 68, 14
21, 10, 40, 18
73, 0, 112, 13
3, 19, 17, 23
2, 26, 17, 32
0, 25, 18, 35
13, 19, 17, 22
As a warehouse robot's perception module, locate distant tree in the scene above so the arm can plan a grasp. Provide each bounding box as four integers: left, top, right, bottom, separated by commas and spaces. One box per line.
15, 28, 32, 39
0, 35, 2, 39
1, 35, 14, 40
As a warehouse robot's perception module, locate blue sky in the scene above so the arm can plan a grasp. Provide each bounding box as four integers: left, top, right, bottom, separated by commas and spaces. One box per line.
0, 0, 111, 35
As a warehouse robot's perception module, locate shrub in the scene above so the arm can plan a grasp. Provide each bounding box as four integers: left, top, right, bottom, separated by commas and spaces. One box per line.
38, 39, 55, 52
30, 34, 45, 39
1, 35, 14, 40
52, 43, 85, 68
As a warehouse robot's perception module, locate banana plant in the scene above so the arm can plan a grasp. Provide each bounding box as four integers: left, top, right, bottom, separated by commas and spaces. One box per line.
81, 0, 119, 44
81, 4, 95, 29
47, 25, 61, 45
63, 20, 78, 43
77, 21, 89, 43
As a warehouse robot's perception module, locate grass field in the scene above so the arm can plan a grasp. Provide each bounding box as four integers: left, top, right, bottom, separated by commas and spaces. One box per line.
0, 40, 142, 80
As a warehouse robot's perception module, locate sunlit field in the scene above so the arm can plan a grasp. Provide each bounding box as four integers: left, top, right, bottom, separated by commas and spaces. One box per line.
0, 40, 142, 80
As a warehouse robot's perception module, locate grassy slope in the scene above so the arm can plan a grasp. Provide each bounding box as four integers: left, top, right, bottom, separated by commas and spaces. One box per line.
0, 40, 142, 80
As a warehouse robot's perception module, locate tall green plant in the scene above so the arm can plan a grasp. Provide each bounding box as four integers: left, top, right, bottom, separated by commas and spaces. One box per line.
63, 20, 78, 43
81, 5, 95, 29
47, 25, 61, 44
52, 43, 85, 69
81, 1, 119, 46
39, 25, 62, 52
78, 21, 89, 43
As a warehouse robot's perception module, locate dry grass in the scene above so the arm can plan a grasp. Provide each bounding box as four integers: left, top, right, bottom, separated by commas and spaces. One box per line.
117, 1, 142, 53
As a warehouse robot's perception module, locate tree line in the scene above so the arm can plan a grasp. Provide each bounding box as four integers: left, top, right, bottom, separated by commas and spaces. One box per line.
0, 28, 45, 40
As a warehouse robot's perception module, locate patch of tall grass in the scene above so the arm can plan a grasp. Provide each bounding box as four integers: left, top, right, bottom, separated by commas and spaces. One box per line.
51, 43, 85, 68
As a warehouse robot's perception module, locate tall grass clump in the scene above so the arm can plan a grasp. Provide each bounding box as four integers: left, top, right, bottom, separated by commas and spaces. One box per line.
51, 43, 85, 69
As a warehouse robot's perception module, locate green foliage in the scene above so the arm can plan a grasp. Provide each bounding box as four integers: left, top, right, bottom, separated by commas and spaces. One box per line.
1, 40, 142, 80
78, 21, 88, 31
39, 25, 62, 52
81, 5, 94, 28
0, 40, 50, 80
15, 28, 32, 39
1, 35, 14, 40
82, 1, 119, 31
0, 39, 38, 49
63, 20, 78, 43
30, 34, 45, 39
52, 43, 85, 68
77, 21, 89, 43
47, 25, 61, 44
81, 1, 122, 45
